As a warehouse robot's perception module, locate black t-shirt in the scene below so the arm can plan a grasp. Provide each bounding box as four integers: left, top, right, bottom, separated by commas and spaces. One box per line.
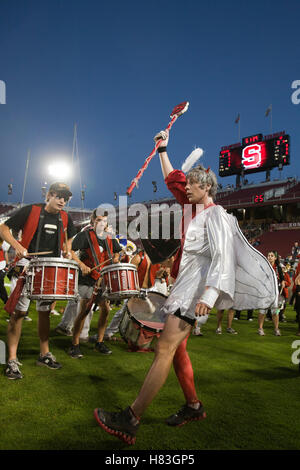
72, 229, 122, 286
6, 204, 76, 257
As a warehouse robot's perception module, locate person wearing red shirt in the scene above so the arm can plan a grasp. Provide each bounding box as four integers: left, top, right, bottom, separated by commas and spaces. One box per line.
93, 129, 278, 445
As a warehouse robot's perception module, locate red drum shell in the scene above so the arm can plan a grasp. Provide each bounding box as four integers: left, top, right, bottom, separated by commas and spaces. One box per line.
26, 257, 79, 301
101, 263, 139, 300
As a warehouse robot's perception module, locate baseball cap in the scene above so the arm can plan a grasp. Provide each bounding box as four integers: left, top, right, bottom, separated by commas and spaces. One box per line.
49, 182, 72, 199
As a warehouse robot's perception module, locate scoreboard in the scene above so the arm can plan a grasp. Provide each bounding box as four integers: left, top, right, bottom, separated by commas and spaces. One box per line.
219, 132, 290, 177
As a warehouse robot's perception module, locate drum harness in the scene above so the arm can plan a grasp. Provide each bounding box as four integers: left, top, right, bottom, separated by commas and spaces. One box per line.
34, 206, 65, 257
84, 230, 113, 303
25, 208, 65, 305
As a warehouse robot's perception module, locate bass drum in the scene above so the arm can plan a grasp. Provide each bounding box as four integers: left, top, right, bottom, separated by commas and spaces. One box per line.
119, 291, 167, 352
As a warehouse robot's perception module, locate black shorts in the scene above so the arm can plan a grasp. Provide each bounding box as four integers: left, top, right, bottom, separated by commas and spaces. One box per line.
173, 308, 196, 327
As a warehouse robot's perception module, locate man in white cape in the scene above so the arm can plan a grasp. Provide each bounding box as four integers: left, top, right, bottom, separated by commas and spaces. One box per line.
93, 129, 278, 445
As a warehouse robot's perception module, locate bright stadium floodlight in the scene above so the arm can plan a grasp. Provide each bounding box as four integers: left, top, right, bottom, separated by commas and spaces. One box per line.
48, 161, 71, 180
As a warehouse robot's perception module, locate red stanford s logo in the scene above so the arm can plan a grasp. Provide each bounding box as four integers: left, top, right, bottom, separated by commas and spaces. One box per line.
242, 143, 262, 169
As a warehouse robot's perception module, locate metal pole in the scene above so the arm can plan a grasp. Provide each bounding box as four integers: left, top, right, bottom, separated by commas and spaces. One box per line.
21, 149, 30, 206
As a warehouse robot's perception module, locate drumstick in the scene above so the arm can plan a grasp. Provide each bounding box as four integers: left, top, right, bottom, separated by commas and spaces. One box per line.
26, 251, 53, 256
90, 257, 113, 272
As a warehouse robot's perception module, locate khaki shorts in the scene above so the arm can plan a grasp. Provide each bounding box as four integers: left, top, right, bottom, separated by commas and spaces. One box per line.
15, 295, 52, 313
78, 284, 94, 299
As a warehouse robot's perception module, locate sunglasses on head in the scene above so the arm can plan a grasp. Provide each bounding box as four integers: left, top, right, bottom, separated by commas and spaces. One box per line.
52, 191, 71, 202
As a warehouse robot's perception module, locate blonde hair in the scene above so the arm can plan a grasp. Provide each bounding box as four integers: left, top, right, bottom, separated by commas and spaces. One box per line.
186, 165, 218, 199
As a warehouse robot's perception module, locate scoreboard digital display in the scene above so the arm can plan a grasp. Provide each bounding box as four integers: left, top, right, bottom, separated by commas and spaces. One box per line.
219, 132, 290, 177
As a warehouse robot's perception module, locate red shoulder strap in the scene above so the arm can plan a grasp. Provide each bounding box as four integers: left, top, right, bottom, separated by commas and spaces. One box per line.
59, 210, 69, 250
20, 205, 42, 250
86, 231, 113, 280
88, 230, 103, 265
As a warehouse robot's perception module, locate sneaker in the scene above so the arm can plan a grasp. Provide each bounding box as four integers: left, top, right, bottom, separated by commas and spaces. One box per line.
5, 359, 23, 380
258, 328, 265, 336
68, 344, 83, 359
50, 310, 60, 316
233, 317, 239, 320
166, 402, 207, 427
95, 342, 112, 355
94, 406, 139, 445
192, 327, 203, 336
36, 352, 62, 369
215, 327, 222, 335
226, 328, 238, 334
24, 316, 32, 322
55, 326, 73, 336
274, 329, 281, 336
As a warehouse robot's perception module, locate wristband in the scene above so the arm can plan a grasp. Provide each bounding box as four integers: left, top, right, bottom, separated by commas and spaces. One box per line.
158, 146, 167, 154
199, 287, 220, 309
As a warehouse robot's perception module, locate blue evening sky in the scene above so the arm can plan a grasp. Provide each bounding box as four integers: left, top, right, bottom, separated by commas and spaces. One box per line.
0, 0, 299, 209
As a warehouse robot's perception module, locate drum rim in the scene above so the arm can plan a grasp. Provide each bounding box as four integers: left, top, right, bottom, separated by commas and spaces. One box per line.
123, 308, 164, 333
125, 292, 166, 333
101, 263, 138, 272
102, 290, 140, 298
28, 257, 79, 267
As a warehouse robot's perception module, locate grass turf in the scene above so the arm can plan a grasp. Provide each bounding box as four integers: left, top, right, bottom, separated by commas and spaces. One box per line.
0, 298, 299, 450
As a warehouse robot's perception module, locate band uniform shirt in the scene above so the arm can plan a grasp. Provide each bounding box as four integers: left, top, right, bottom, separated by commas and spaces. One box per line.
72, 230, 122, 287
5, 204, 76, 257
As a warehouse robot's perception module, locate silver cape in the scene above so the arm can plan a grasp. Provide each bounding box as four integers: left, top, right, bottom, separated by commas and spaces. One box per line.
163, 205, 278, 320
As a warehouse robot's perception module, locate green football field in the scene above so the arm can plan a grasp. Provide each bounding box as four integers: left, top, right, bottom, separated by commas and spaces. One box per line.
0, 297, 299, 451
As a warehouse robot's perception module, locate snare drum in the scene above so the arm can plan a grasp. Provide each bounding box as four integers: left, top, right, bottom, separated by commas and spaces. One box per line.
26, 257, 79, 301
101, 263, 139, 300
119, 291, 167, 352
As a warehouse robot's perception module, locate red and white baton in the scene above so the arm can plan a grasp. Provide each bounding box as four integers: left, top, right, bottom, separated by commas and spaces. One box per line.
126, 101, 189, 196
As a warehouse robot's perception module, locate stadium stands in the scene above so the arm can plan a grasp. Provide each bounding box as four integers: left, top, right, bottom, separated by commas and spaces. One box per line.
215, 180, 296, 208
255, 228, 300, 259
0, 204, 16, 215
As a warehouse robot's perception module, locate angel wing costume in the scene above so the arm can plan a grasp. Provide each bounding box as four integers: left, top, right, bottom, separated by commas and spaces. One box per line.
162, 170, 278, 321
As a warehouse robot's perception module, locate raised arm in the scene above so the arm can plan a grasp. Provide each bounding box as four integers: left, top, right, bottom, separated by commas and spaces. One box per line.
154, 130, 174, 179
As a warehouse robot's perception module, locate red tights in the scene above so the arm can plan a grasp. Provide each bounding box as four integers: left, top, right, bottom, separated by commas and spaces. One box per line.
172, 335, 199, 404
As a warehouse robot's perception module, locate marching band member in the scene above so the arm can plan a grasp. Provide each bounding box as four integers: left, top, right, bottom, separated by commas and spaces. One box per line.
94, 129, 278, 445
68, 209, 122, 358
0, 182, 76, 379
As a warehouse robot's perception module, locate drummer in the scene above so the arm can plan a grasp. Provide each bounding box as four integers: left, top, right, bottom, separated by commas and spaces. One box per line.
69, 209, 122, 358
0, 182, 76, 380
